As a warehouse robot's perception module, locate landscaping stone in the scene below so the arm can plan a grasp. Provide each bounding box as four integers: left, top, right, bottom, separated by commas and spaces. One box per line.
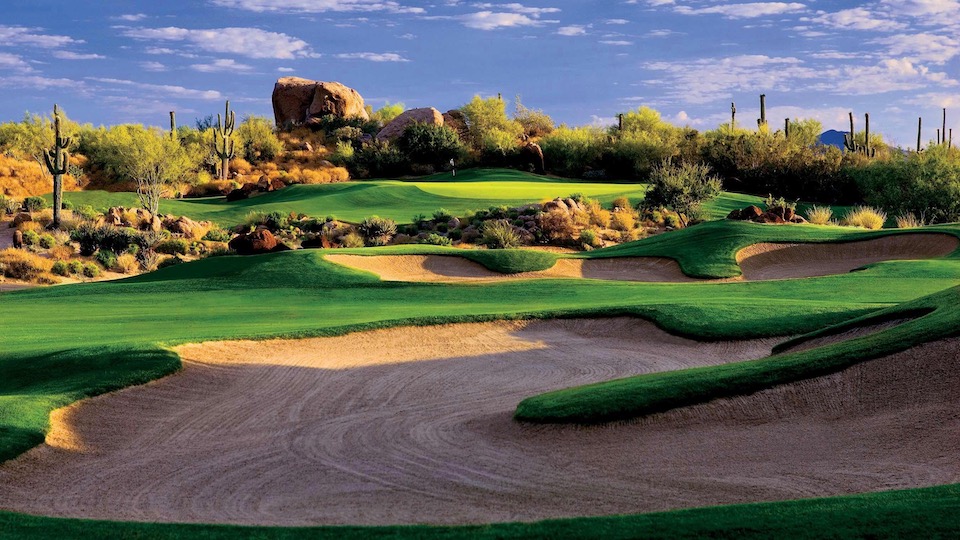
228, 228, 279, 255
11, 212, 32, 228
377, 107, 444, 141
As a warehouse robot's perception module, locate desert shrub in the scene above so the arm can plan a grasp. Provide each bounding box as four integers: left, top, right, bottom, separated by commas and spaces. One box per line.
23, 196, 46, 212
340, 231, 365, 248
236, 116, 283, 163
610, 211, 636, 232
370, 102, 405, 127
540, 126, 607, 177
0, 195, 20, 215
22, 230, 40, 246
155, 238, 189, 255
843, 206, 887, 229
514, 95, 554, 138
50, 244, 74, 260
895, 213, 924, 228
645, 160, 722, 226
0, 248, 54, 281
332, 126, 363, 141
51, 260, 69, 276
139, 250, 160, 271
157, 256, 183, 270
102, 227, 143, 254
350, 140, 407, 178
73, 205, 99, 221
357, 216, 397, 246
67, 260, 83, 274
585, 200, 611, 228
432, 208, 453, 224
664, 213, 682, 228
330, 140, 355, 166
114, 253, 138, 274
38, 233, 55, 249
805, 205, 833, 225
579, 229, 601, 248
397, 124, 464, 167
203, 228, 231, 242
95, 249, 118, 270
538, 210, 577, 242
460, 95, 523, 153
611, 197, 631, 211
419, 233, 452, 246
480, 220, 521, 249
82, 262, 101, 278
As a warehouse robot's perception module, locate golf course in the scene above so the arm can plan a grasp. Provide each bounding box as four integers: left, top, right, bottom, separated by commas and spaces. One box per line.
2, 165, 960, 538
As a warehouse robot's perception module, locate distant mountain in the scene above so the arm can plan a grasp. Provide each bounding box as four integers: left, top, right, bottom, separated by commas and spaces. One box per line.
819, 130, 847, 149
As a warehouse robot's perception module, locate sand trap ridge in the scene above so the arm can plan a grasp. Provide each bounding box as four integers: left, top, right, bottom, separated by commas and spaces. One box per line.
326, 254, 698, 282
736, 233, 958, 281
0, 319, 957, 526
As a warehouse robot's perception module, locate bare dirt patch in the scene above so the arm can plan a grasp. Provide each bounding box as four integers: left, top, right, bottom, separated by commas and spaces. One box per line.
736, 233, 959, 280
326, 254, 698, 283
0, 320, 957, 526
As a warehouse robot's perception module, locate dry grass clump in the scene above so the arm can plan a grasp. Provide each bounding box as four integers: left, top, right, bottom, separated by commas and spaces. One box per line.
585, 200, 611, 228
843, 206, 887, 230
114, 253, 139, 274
895, 213, 924, 229
609, 211, 636, 232
0, 248, 55, 283
49, 244, 75, 261
538, 210, 577, 242
805, 205, 834, 225
283, 166, 350, 185
0, 155, 81, 198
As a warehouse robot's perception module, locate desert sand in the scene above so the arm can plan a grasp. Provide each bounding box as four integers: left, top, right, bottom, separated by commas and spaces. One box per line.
0, 318, 957, 526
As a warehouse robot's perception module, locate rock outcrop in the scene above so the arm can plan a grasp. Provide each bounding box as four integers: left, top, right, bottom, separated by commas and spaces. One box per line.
228, 228, 280, 255
376, 107, 444, 141
442, 109, 469, 141
519, 142, 545, 174
272, 77, 369, 127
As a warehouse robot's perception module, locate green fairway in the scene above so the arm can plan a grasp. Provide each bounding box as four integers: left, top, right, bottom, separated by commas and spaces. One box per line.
2, 217, 960, 537
56, 168, 761, 226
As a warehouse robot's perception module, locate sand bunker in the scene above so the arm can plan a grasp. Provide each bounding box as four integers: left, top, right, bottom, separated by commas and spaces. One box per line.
326, 254, 698, 283
1, 319, 957, 526
736, 233, 958, 281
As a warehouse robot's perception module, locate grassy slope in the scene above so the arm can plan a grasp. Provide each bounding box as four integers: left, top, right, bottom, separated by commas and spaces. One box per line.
57, 168, 759, 226
2, 218, 960, 536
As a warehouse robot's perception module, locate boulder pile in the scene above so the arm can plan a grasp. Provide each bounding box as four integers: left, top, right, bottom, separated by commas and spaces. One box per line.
272, 77, 369, 127
728, 205, 807, 224
376, 107, 444, 141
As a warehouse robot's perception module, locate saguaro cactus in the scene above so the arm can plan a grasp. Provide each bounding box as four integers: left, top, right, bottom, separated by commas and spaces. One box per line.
917, 117, 923, 153
43, 104, 71, 229
942, 108, 947, 146
844, 112, 876, 157
784, 118, 790, 139
757, 94, 767, 128
730, 102, 736, 130
214, 100, 236, 181
170, 111, 177, 140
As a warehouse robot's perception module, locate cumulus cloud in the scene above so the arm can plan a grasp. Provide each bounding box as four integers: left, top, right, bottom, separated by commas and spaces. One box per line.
209, 0, 424, 14
872, 33, 960, 64
121, 26, 316, 59
674, 2, 806, 18
0, 25, 80, 48
456, 11, 559, 30
804, 8, 906, 31
557, 25, 587, 36
114, 13, 148, 21
140, 61, 167, 72
0, 52, 32, 71
52, 51, 106, 60
645, 55, 818, 103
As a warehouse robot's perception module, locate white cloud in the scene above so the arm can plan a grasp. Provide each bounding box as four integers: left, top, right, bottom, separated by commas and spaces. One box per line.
140, 61, 167, 71
456, 11, 559, 30
675, 2, 806, 18
114, 13, 148, 21
872, 33, 960, 64
277, 66, 295, 72
209, 0, 424, 14
805, 8, 906, 31
53, 51, 106, 60
0, 25, 80, 48
87, 77, 223, 100
600, 40, 633, 45
557, 25, 587, 36
824, 58, 958, 94
191, 58, 254, 72
334, 52, 410, 61
645, 55, 818, 103
472, 3, 561, 15
121, 27, 316, 59
0, 52, 32, 71
604, 18, 630, 24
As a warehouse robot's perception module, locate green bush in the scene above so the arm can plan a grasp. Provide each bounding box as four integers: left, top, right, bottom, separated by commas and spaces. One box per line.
51, 260, 69, 276
459, 95, 523, 153
540, 126, 607, 177
480, 220, 521, 249
645, 160, 722, 226
236, 116, 283, 163
67, 260, 83, 274
357, 216, 397, 247
72, 205, 99, 221
155, 238, 189, 255
514, 95, 554, 138
22, 230, 40, 246
0, 195, 20, 215
38, 234, 55, 249
351, 140, 408, 178
157, 256, 183, 269
397, 124, 464, 167
579, 229, 600, 248
418, 233, 452, 246
202, 228, 231, 242
95, 249, 118, 270
82, 262, 100, 278
23, 196, 47, 212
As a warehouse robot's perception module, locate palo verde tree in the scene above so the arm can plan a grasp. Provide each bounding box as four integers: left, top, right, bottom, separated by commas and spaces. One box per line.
645, 159, 722, 226
43, 104, 71, 229
213, 100, 236, 180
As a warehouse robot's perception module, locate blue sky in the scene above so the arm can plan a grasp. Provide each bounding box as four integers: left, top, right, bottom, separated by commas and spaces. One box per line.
2, 0, 960, 147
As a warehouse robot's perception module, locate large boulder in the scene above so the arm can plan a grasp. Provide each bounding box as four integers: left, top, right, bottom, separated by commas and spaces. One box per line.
519, 142, 545, 174
163, 216, 205, 239
228, 228, 279, 255
11, 212, 32, 228
376, 107, 443, 141
442, 109, 469, 141
272, 77, 369, 127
